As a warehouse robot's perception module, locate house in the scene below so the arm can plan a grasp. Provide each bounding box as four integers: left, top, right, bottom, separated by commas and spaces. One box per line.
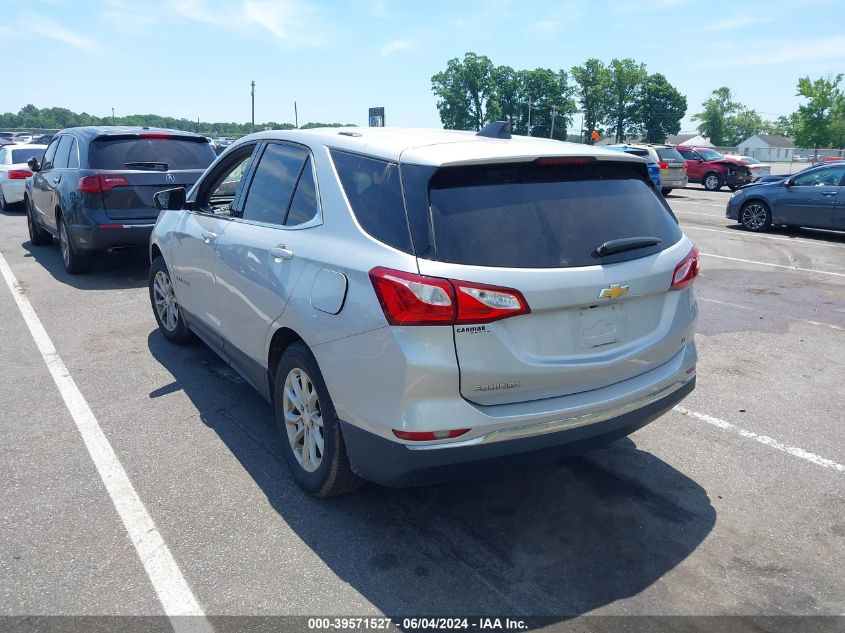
738, 134, 795, 161
666, 133, 713, 147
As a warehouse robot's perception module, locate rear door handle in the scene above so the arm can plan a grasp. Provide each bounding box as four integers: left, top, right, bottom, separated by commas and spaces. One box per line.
201, 231, 218, 243
270, 245, 293, 261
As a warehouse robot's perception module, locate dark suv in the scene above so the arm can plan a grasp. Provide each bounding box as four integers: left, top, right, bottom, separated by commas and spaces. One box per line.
25, 127, 216, 273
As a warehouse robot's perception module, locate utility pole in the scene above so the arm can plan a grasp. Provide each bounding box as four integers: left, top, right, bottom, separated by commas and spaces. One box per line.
111, 107, 115, 124
251, 80, 255, 133
294, 101, 299, 129
550, 105, 558, 139
525, 97, 533, 136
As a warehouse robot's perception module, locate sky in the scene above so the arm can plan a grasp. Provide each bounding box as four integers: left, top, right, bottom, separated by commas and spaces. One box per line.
1, 0, 844, 133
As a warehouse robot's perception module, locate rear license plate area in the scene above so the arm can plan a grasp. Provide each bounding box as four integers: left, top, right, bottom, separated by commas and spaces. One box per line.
577, 304, 626, 349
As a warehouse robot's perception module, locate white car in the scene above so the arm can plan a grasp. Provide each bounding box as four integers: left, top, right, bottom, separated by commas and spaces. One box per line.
724, 155, 772, 180
0, 144, 46, 211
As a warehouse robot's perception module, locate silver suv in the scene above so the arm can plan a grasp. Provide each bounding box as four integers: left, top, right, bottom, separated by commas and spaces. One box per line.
623, 143, 688, 195
149, 125, 699, 497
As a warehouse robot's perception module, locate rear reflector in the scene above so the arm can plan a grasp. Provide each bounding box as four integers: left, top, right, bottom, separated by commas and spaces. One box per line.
369, 267, 530, 326
8, 169, 33, 179
671, 246, 700, 289
393, 429, 470, 441
77, 174, 130, 193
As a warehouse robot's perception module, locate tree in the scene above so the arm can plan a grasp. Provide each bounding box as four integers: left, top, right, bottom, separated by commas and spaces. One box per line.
513, 68, 575, 139
431, 52, 497, 131
488, 65, 522, 129
571, 59, 610, 144
725, 108, 766, 146
634, 73, 686, 143
793, 74, 844, 151
604, 58, 647, 142
692, 87, 740, 146
765, 113, 799, 138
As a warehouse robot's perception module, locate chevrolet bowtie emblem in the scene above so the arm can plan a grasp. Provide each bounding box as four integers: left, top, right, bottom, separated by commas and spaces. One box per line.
599, 284, 629, 299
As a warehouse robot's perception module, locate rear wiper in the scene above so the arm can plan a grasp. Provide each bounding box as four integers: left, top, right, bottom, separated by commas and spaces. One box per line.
594, 236, 662, 257
125, 161, 169, 171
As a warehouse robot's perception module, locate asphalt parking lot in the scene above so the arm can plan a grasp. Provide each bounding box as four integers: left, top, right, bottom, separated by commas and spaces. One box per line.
1, 183, 843, 625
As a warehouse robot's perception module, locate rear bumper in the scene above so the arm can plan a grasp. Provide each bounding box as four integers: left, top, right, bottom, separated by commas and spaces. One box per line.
71, 222, 155, 252
1, 179, 26, 203
661, 176, 688, 188
341, 376, 695, 487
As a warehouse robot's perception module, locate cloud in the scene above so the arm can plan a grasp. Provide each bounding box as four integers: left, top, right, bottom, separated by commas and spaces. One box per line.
168, 0, 326, 49
615, 0, 686, 12
700, 36, 845, 67
533, 19, 559, 31
380, 39, 411, 56
27, 16, 93, 49
706, 16, 765, 32
367, 0, 391, 18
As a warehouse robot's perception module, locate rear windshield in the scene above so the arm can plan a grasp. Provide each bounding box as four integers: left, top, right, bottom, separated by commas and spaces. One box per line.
623, 149, 649, 158
656, 148, 685, 163
12, 148, 45, 164
427, 160, 681, 269
89, 137, 216, 170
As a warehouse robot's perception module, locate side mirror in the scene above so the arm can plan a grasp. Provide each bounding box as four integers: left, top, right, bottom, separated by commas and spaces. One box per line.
27, 158, 41, 172
783, 178, 792, 187
154, 187, 187, 211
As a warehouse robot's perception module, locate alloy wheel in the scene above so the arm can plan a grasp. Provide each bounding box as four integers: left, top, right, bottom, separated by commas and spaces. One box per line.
282, 367, 324, 473
742, 203, 768, 230
705, 174, 720, 190
59, 221, 70, 268
152, 270, 179, 332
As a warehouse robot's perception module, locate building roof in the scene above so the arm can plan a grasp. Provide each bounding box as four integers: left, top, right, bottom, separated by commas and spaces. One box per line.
746, 134, 795, 148
666, 133, 699, 144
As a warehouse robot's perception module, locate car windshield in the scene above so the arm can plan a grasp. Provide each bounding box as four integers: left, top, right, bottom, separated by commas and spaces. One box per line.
89, 137, 216, 170
425, 160, 682, 268
697, 149, 724, 161
11, 148, 45, 164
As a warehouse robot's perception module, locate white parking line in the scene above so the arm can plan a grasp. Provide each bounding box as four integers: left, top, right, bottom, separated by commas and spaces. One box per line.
684, 225, 845, 249
671, 200, 724, 208
0, 251, 212, 633
674, 210, 722, 218
698, 297, 845, 332
675, 407, 845, 474
700, 253, 845, 277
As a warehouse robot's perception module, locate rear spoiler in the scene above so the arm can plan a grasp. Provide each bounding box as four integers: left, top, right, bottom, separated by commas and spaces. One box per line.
93, 133, 209, 143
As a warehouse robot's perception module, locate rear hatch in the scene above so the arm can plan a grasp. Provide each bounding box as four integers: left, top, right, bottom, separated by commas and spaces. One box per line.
88, 134, 216, 220
408, 157, 693, 406
655, 147, 686, 181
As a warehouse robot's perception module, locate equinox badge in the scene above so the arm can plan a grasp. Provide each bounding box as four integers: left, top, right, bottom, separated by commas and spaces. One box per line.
599, 284, 629, 300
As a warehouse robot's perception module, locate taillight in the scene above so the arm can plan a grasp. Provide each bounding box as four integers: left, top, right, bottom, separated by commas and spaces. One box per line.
659, 162, 669, 169
393, 428, 470, 441
77, 174, 130, 193
671, 246, 700, 290
7, 169, 33, 179
368, 267, 531, 326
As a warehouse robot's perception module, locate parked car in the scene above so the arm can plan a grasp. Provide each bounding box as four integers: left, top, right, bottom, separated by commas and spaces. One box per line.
723, 155, 772, 180
675, 146, 753, 191
744, 161, 835, 186
31, 133, 55, 145
149, 125, 699, 496
12, 132, 33, 144
24, 126, 216, 273
0, 144, 47, 211
727, 162, 845, 232
618, 143, 687, 195
605, 145, 662, 191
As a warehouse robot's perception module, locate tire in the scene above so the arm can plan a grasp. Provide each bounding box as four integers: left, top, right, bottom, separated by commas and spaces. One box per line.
661, 188, 672, 196
703, 172, 722, 191
57, 214, 90, 274
727, 184, 739, 191
0, 186, 7, 212
274, 341, 363, 498
739, 200, 772, 233
26, 197, 52, 246
149, 256, 194, 344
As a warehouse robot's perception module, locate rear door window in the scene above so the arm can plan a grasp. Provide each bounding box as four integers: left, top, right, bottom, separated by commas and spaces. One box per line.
331, 150, 412, 252
426, 160, 681, 268
656, 148, 685, 163
53, 136, 73, 169
240, 143, 308, 226
285, 157, 319, 226
41, 138, 60, 171
88, 137, 216, 170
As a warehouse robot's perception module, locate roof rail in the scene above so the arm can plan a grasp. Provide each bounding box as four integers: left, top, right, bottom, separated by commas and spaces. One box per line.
477, 121, 511, 139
